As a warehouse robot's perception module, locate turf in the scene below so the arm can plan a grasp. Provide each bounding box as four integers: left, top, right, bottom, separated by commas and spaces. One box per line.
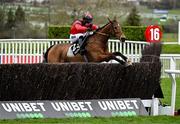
162, 33, 178, 42
162, 44, 180, 54
161, 78, 180, 109
169, 9, 180, 15
0, 116, 180, 124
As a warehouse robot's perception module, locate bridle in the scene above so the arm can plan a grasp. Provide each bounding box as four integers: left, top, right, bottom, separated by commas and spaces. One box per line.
109, 20, 122, 37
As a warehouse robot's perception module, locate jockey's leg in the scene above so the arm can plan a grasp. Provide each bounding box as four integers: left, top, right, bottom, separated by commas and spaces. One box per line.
71, 35, 86, 55
78, 36, 84, 46
70, 32, 90, 55
79, 35, 88, 55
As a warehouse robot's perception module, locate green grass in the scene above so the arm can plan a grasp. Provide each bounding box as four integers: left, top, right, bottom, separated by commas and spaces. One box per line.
169, 9, 180, 15
161, 33, 180, 54
162, 44, 180, 54
162, 33, 178, 42
0, 116, 180, 124
161, 78, 180, 109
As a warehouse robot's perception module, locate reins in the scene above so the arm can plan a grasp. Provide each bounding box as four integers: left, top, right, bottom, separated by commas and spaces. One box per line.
95, 21, 120, 37
96, 32, 109, 37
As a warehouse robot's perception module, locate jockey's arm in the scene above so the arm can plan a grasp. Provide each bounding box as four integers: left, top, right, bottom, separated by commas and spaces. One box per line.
75, 23, 88, 33
91, 24, 98, 30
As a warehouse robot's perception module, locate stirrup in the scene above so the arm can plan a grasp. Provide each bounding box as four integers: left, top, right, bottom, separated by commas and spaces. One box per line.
79, 49, 86, 55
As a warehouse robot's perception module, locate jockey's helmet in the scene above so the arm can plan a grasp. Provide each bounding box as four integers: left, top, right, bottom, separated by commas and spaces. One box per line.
83, 12, 93, 23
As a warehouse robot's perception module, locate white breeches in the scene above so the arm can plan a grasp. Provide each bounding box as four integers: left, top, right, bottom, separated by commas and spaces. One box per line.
69, 33, 86, 43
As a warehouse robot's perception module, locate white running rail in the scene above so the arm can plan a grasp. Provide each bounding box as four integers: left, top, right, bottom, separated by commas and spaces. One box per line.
0, 39, 148, 64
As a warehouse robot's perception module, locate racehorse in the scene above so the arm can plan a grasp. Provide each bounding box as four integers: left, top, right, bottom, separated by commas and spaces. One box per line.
43, 18, 130, 65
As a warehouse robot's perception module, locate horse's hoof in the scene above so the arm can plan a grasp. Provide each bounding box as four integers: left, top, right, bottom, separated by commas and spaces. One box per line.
127, 59, 132, 65
124, 59, 132, 67
125, 63, 131, 67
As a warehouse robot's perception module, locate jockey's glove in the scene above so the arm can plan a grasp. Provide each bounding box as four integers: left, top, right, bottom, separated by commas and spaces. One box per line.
87, 28, 92, 32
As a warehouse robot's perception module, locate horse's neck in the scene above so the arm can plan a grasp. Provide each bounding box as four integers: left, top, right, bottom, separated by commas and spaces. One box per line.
95, 32, 109, 41
93, 23, 111, 43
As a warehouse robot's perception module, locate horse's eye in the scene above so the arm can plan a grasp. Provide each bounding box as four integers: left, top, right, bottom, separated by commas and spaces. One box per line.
114, 27, 117, 29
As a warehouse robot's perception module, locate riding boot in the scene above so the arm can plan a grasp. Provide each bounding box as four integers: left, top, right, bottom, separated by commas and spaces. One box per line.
79, 42, 87, 55
79, 33, 90, 55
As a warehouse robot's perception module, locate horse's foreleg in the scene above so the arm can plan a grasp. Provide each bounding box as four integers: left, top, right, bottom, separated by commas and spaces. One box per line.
112, 52, 127, 61
112, 52, 132, 65
98, 54, 125, 65
112, 57, 126, 65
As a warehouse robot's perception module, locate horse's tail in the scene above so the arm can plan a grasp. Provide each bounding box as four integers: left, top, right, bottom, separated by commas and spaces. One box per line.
42, 45, 55, 63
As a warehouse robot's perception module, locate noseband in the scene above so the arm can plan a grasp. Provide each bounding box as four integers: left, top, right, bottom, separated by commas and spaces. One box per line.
110, 22, 121, 37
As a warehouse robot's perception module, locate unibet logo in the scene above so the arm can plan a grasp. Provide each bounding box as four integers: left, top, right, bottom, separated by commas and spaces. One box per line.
16, 113, 44, 119
65, 112, 91, 118
111, 111, 137, 117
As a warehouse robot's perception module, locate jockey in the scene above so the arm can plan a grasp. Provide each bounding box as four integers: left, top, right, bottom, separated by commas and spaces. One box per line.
70, 12, 98, 55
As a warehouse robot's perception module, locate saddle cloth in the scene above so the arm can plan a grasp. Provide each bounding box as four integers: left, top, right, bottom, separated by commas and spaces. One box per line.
67, 44, 80, 57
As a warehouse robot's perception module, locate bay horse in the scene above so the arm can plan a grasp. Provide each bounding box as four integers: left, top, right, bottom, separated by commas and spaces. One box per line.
44, 18, 130, 65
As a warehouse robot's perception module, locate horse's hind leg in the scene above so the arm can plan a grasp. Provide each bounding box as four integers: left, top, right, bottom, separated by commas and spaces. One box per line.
47, 52, 61, 63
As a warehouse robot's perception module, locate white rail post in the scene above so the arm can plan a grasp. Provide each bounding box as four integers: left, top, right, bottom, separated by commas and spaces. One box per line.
164, 70, 180, 115
178, 21, 180, 45
170, 57, 176, 77
151, 96, 159, 116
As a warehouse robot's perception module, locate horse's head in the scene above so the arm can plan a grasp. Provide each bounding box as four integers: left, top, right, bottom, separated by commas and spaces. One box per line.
108, 18, 126, 42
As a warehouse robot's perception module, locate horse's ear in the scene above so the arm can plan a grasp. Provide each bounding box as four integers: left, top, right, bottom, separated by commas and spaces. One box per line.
113, 16, 117, 21
107, 17, 112, 23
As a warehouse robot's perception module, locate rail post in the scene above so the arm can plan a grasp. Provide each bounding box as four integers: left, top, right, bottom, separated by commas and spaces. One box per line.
164, 70, 180, 115
178, 21, 180, 45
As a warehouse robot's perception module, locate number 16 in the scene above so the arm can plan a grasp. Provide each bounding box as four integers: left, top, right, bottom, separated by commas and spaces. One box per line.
150, 28, 160, 41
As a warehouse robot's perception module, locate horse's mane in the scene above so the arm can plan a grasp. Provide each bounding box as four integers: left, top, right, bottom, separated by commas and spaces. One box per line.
95, 21, 110, 32
87, 22, 110, 39
87, 21, 111, 38
85, 21, 111, 43
88, 20, 116, 38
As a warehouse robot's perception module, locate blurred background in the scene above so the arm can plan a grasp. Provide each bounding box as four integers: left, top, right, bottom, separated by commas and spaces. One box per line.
0, 0, 179, 40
